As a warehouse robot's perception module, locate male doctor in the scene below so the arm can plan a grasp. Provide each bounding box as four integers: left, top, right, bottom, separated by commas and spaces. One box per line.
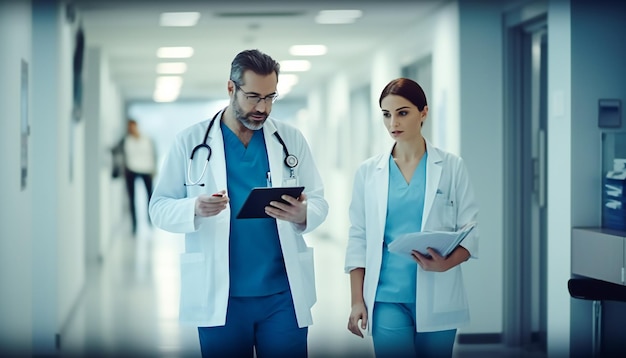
149, 49, 328, 358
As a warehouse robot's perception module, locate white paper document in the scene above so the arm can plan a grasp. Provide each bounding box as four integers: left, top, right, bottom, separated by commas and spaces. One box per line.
387, 222, 476, 259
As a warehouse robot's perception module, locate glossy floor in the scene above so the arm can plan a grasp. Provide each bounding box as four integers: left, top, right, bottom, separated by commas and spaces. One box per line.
60, 219, 547, 358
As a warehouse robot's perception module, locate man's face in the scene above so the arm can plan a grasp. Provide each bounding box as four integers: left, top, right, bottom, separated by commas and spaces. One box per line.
230, 71, 278, 130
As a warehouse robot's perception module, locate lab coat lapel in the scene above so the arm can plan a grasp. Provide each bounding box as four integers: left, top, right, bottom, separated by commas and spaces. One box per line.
422, 141, 442, 230
263, 119, 284, 187
207, 109, 228, 190
373, 148, 392, 237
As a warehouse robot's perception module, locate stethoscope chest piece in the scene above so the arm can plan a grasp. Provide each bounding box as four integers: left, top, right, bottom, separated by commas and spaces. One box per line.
285, 154, 298, 168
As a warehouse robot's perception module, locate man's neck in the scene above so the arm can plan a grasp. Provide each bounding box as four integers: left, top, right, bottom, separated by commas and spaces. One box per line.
222, 107, 253, 146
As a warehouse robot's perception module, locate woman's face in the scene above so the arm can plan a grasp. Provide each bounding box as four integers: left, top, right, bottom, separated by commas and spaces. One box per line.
380, 94, 427, 142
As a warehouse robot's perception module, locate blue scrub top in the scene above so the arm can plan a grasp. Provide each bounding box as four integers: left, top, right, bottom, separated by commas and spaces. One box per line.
375, 152, 428, 303
221, 122, 289, 297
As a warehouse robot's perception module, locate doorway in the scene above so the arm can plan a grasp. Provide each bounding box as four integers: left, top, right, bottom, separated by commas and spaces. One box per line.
503, 2, 548, 353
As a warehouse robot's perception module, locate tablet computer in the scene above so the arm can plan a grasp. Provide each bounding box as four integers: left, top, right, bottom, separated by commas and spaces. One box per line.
236, 186, 305, 219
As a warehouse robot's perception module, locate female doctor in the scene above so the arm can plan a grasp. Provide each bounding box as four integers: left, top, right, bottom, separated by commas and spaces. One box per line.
344, 78, 479, 358
149, 49, 328, 358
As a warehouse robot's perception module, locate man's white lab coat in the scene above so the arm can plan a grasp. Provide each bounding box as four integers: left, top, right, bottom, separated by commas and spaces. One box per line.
344, 140, 479, 333
149, 111, 328, 328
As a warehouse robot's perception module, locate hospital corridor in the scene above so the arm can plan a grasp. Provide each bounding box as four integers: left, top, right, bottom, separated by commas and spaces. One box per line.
2, 0, 626, 357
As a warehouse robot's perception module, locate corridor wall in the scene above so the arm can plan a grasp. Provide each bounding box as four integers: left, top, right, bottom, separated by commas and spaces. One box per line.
1, 0, 90, 355
31, 0, 86, 355
83, 46, 125, 264
0, 1, 34, 356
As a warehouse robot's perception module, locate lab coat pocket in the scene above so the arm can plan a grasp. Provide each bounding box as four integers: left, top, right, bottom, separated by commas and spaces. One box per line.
432, 268, 467, 313
428, 192, 457, 231
299, 247, 317, 308
179, 252, 207, 316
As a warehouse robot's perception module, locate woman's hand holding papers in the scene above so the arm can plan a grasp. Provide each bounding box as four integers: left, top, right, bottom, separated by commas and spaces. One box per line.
411, 245, 471, 272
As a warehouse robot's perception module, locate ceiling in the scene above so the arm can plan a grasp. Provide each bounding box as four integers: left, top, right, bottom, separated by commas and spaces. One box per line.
71, 0, 446, 103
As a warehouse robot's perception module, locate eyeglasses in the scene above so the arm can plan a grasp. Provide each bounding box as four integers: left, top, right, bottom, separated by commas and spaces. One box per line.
233, 82, 279, 105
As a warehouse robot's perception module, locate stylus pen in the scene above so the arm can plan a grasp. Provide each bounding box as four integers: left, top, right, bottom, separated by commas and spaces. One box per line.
266, 171, 272, 187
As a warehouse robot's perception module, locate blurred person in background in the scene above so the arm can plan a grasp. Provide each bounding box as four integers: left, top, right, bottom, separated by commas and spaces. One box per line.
123, 118, 157, 235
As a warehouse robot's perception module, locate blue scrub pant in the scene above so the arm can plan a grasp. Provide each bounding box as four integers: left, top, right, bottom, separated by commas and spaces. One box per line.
372, 302, 456, 358
197, 290, 307, 358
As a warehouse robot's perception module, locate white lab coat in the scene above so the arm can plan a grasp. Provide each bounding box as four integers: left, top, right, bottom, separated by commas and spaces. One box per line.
149, 110, 329, 328
344, 140, 479, 333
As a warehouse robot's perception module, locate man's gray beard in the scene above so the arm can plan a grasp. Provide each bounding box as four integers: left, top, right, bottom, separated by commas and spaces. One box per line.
232, 98, 266, 130
238, 115, 264, 131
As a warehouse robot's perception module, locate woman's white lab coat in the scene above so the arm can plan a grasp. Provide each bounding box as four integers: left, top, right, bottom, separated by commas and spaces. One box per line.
149, 110, 328, 328
344, 140, 479, 333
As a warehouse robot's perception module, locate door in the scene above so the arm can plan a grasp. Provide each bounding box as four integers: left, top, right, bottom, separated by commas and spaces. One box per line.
503, 4, 548, 352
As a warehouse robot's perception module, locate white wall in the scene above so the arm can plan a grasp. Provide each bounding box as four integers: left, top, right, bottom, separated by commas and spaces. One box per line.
457, 0, 505, 335
432, 3, 461, 156
83, 46, 125, 264
96, 50, 125, 260
84, 47, 103, 262
547, 1, 572, 355
57, 5, 86, 341
30, 0, 87, 354
0, 1, 34, 355
0, 0, 104, 354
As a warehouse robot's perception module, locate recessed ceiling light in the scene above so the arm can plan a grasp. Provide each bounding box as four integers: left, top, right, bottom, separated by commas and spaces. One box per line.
154, 76, 183, 102
156, 62, 187, 74
153, 90, 179, 103
315, 10, 362, 24
156, 47, 194, 59
156, 76, 183, 88
289, 45, 327, 56
280, 60, 311, 72
159, 12, 200, 27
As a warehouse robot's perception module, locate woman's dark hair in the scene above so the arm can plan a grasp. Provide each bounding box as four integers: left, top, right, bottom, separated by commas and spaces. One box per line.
378, 78, 428, 111
230, 49, 280, 85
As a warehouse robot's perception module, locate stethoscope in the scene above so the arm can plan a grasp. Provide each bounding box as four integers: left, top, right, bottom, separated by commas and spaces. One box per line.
185, 110, 298, 187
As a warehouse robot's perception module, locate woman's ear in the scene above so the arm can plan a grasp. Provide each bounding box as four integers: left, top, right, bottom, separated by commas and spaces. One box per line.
420, 105, 428, 127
